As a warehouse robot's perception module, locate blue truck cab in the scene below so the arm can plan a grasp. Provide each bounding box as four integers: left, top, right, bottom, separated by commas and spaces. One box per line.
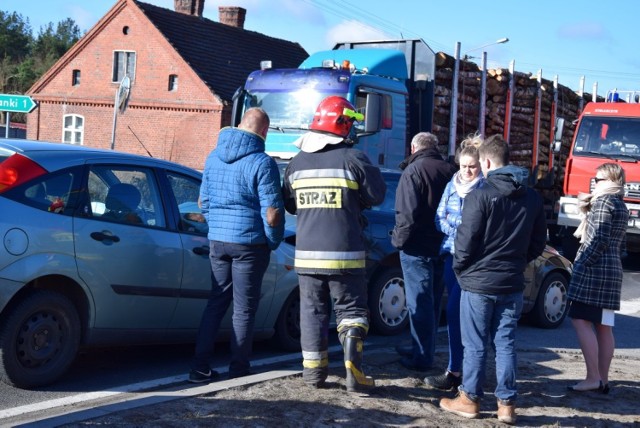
231, 39, 436, 170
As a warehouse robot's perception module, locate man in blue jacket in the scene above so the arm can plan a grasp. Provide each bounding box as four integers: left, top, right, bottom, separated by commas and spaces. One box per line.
440, 135, 546, 424
189, 107, 284, 383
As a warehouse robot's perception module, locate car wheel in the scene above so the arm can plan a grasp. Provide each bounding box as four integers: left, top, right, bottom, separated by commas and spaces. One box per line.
0, 290, 80, 388
274, 288, 301, 352
368, 267, 408, 335
530, 272, 568, 329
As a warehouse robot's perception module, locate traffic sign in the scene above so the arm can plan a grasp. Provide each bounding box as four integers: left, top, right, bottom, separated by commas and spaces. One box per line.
0, 94, 37, 113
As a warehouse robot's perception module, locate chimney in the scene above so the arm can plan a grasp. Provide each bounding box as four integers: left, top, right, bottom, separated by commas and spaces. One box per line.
174, 0, 204, 17
218, 6, 246, 29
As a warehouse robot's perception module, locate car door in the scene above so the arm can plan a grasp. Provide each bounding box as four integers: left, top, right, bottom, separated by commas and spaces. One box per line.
163, 171, 276, 333
73, 163, 183, 330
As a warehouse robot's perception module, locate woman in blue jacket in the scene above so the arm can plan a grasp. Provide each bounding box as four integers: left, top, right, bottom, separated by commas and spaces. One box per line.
424, 134, 483, 391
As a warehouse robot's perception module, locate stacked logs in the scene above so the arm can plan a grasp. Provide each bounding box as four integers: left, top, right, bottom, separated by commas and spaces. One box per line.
432, 51, 598, 194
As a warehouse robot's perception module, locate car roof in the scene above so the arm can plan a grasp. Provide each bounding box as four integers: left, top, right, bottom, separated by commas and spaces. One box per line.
0, 139, 201, 177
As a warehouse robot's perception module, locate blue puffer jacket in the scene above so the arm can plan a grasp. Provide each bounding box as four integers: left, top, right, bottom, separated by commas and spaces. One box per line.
435, 173, 484, 255
200, 127, 284, 250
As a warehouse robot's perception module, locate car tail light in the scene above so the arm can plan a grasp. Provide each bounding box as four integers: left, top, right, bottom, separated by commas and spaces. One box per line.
0, 153, 47, 193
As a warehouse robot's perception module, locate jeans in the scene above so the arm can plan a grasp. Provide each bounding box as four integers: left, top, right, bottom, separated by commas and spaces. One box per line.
399, 250, 444, 368
459, 289, 523, 403
192, 241, 271, 377
443, 254, 463, 373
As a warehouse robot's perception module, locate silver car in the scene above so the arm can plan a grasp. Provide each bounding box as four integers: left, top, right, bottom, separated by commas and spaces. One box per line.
0, 139, 299, 389
365, 170, 573, 333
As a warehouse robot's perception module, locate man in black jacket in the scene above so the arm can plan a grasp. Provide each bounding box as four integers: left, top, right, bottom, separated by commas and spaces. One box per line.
392, 132, 456, 371
440, 135, 546, 425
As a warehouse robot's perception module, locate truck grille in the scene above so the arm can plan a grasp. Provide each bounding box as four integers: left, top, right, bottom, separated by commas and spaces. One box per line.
625, 182, 640, 200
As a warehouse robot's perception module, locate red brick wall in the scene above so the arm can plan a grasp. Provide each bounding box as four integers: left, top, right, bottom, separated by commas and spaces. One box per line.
27, 0, 225, 170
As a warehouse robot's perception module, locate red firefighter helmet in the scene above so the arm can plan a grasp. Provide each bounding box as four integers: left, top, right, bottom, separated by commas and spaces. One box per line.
310, 96, 363, 138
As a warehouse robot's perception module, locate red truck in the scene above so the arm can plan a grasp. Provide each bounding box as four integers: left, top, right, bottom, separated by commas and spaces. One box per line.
557, 90, 640, 259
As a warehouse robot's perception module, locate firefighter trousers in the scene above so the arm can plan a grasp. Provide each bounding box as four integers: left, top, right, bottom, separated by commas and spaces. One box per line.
298, 273, 369, 386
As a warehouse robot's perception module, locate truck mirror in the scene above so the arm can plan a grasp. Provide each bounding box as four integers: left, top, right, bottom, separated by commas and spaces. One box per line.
231, 87, 245, 127
554, 118, 565, 142
364, 94, 381, 133
553, 117, 565, 153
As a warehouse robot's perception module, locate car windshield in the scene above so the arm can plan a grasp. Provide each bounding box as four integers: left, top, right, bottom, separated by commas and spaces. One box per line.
573, 116, 640, 160
244, 90, 347, 131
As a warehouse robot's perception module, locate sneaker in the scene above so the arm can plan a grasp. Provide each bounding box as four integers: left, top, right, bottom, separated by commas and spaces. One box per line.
440, 390, 480, 419
229, 370, 255, 379
424, 371, 462, 391
188, 369, 220, 383
497, 400, 516, 424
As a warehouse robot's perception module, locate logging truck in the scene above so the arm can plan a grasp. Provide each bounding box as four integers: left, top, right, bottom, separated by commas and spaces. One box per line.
231, 39, 638, 257
230, 39, 436, 169
556, 89, 640, 258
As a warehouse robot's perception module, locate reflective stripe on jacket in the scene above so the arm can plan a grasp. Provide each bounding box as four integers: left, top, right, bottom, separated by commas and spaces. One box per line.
283, 142, 386, 275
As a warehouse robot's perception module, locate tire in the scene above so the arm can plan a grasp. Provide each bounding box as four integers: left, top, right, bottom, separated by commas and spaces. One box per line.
274, 288, 301, 352
0, 290, 81, 388
529, 272, 568, 329
368, 267, 409, 336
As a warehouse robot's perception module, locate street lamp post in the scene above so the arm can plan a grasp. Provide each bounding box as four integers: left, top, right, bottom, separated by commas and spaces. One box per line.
463, 37, 509, 60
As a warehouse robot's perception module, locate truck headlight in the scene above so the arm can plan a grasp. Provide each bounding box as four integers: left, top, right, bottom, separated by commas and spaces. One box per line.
562, 204, 578, 215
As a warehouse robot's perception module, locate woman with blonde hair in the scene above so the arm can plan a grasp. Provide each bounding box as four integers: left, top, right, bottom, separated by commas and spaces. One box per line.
567, 162, 629, 394
424, 133, 484, 390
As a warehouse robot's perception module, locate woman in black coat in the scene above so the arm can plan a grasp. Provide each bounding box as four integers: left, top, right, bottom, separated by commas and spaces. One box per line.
567, 163, 629, 394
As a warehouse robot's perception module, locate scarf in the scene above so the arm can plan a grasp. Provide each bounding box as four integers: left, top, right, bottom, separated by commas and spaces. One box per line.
573, 181, 624, 243
453, 171, 482, 198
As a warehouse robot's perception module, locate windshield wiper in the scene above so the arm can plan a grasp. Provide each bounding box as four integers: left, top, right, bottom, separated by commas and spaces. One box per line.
579, 150, 638, 162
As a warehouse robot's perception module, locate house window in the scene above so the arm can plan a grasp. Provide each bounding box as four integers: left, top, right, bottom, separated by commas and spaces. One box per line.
168, 74, 178, 91
113, 51, 136, 82
62, 115, 84, 145
72, 70, 80, 86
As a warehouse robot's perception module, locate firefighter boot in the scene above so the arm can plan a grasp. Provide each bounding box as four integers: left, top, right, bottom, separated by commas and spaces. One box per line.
343, 328, 375, 393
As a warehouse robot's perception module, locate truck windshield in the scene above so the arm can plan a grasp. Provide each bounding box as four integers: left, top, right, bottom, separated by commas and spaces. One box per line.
243, 90, 347, 131
573, 116, 640, 159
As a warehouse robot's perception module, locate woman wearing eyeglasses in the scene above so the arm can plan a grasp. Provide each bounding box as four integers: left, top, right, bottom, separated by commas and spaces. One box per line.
567, 163, 629, 394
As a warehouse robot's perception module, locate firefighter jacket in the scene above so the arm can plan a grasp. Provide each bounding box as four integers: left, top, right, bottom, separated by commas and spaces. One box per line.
283, 141, 386, 275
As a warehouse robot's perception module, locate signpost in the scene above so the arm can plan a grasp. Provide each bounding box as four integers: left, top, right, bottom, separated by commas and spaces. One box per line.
0, 94, 37, 114
0, 94, 38, 138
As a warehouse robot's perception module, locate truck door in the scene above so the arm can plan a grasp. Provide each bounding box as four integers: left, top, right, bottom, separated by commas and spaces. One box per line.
355, 89, 407, 170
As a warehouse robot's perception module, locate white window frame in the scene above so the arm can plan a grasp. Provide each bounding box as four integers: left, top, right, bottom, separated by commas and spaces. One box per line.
62, 114, 85, 145
112, 50, 136, 83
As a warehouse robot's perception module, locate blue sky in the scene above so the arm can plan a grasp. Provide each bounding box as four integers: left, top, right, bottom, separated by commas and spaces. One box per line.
4, 0, 640, 96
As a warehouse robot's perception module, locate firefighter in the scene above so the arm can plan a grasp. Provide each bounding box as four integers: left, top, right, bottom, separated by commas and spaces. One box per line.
282, 96, 386, 392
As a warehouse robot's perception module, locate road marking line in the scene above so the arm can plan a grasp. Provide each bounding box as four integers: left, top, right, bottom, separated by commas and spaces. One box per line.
619, 298, 640, 315
0, 345, 342, 420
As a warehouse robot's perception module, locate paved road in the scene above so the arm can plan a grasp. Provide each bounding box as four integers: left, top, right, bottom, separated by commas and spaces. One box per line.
2, 257, 640, 424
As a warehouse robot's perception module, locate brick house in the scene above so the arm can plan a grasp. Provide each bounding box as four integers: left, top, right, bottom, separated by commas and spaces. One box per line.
26, 0, 308, 170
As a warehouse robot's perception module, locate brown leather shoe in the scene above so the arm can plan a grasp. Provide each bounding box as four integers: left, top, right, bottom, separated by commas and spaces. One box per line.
440, 390, 479, 419
497, 400, 517, 424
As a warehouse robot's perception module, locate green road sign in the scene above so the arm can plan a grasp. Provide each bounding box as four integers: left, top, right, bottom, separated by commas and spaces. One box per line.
0, 94, 37, 113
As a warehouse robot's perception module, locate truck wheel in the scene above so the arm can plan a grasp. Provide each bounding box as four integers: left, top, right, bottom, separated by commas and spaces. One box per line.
530, 272, 568, 329
274, 288, 301, 352
0, 290, 80, 388
368, 267, 408, 336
